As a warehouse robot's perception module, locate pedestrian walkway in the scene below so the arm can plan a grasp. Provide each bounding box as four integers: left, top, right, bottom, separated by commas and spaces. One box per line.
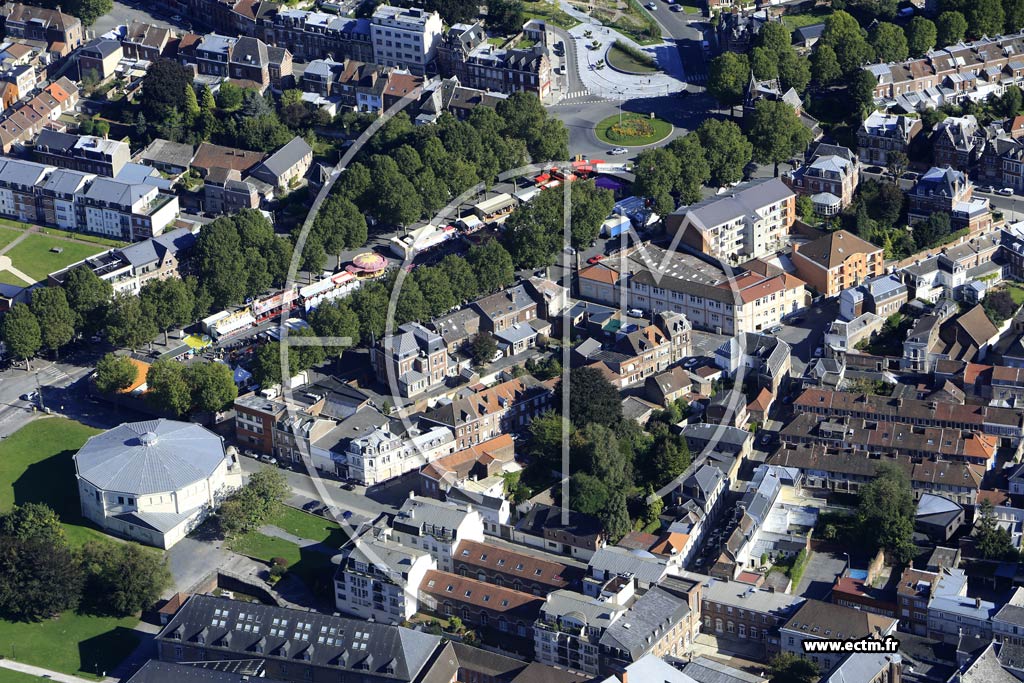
0, 658, 118, 683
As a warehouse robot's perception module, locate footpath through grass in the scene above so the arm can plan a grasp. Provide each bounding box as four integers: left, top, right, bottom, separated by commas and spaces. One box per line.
5, 233, 107, 282
0, 418, 142, 680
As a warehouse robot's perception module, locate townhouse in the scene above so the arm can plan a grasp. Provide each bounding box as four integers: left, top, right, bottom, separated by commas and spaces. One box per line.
344, 418, 456, 487
420, 570, 543, 646
793, 387, 1024, 445
926, 568, 996, 643
791, 229, 885, 298
901, 232, 1001, 303
865, 31, 1024, 109
438, 22, 551, 99
0, 78, 79, 153
714, 332, 791, 393
422, 376, 553, 450
534, 588, 628, 675
33, 129, 131, 177
0, 3, 82, 56
857, 111, 922, 167
122, 21, 172, 61
263, 10, 374, 63
371, 322, 454, 398
932, 115, 982, 170
249, 136, 312, 191
231, 393, 288, 455
839, 274, 908, 321
419, 434, 516, 500
193, 34, 293, 91
577, 246, 806, 335
573, 312, 693, 388
784, 145, 860, 215
667, 178, 796, 264
906, 166, 992, 232
300, 58, 403, 114
779, 411, 998, 468
514, 503, 605, 561
767, 443, 985, 504
902, 303, 998, 372
78, 38, 122, 83
780, 600, 898, 673
370, 5, 442, 76
896, 567, 937, 636
453, 540, 578, 596
994, 587, 1024, 646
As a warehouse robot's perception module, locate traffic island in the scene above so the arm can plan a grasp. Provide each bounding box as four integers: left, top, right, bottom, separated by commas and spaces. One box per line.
595, 112, 673, 146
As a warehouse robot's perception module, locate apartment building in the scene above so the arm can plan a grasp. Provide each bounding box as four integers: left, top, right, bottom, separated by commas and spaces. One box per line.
0, 158, 177, 241
232, 394, 288, 455
33, 130, 131, 177
371, 322, 454, 398
901, 232, 1001, 303
839, 274, 908, 321
926, 568, 996, 643
345, 419, 455, 486
389, 495, 485, 572
534, 588, 629, 675
793, 387, 1024, 445
420, 570, 543, 644
994, 587, 1024, 646
768, 443, 985, 504
907, 166, 991, 233
896, 568, 937, 636
263, 10, 374, 63
422, 376, 553, 450
156, 594, 446, 683
784, 145, 860, 215
370, 5, 443, 76
0, 3, 83, 56
577, 246, 806, 335
573, 312, 693, 388
700, 577, 804, 657
334, 534, 435, 624
453, 540, 577, 596
857, 112, 922, 166
780, 600, 898, 673
780, 411, 998, 468
667, 178, 796, 264
792, 230, 884, 298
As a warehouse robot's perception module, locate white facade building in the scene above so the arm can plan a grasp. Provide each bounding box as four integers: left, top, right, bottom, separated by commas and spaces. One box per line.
370, 5, 442, 75
346, 420, 455, 486
334, 533, 436, 624
74, 419, 242, 549
388, 495, 485, 572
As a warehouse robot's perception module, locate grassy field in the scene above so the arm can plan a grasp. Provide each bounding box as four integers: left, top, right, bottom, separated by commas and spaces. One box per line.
0, 226, 23, 250
0, 669, 51, 682
0, 269, 30, 287
0, 613, 140, 680
37, 227, 125, 248
522, 0, 581, 28
0, 417, 108, 547
1004, 282, 1024, 305
229, 530, 337, 597
781, 7, 833, 29
595, 112, 673, 145
5, 233, 106, 282
268, 505, 349, 546
607, 43, 659, 73
0, 418, 143, 680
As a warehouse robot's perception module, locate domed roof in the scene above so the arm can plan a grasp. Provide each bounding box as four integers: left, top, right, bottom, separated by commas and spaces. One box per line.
351, 252, 387, 271
74, 419, 226, 495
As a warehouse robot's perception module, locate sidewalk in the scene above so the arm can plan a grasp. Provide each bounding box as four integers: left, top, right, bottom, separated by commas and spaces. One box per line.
260, 524, 340, 557
0, 658, 117, 683
559, 0, 687, 99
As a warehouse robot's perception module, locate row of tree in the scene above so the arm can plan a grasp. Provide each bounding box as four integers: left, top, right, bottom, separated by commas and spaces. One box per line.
94, 353, 239, 417
0, 503, 170, 621
522, 368, 693, 542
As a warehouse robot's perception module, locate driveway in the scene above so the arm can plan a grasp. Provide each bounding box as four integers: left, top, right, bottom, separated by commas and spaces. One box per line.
165, 534, 229, 596
794, 550, 847, 600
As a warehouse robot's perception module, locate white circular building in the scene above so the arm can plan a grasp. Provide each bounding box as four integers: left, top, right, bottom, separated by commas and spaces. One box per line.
74, 419, 241, 549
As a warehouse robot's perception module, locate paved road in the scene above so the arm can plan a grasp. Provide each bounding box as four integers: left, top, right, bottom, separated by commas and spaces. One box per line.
91, 0, 181, 38
774, 299, 840, 378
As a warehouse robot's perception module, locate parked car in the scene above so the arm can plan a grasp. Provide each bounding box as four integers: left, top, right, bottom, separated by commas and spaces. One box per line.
302, 500, 319, 511
980, 185, 996, 193
609, 147, 628, 155
341, 482, 356, 491
342, 510, 353, 520
814, 346, 824, 357
999, 187, 1015, 196
587, 255, 605, 264
259, 455, 277, 465
646, 2, 657, 8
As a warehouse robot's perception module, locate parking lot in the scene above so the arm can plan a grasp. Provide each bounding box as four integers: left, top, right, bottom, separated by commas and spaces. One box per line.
794, 549, 848, 599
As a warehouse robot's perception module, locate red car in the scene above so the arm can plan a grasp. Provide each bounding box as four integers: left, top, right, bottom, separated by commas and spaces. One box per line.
587, 255, 605, 265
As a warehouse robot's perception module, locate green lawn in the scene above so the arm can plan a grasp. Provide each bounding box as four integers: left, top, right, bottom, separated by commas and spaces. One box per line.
0, 218, 30, 231
0, 417, 109, 547
607, 43, 659, 73
781, 7, 833, 29
0, 418, 143, 680
37, 227, 125, 249
268, 505, 349, 546
522, 0, 581, 29
4, 234, 106, 283
0, 612, 140, 680
0, 269, 30, 287
1004, 283, 1024, 305
229, 531, 337, 598
0, 226, 23, 250
595, 112, 673, 146
0, 670, 49, 682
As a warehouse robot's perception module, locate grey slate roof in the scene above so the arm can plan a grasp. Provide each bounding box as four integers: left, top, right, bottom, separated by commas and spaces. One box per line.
824, 653, 901, 683
74, 419, 227, 495
683, 657, 766, 683
588, 545, 668, 585
127, 660, 279, 683
598, 585, 690, 659
252, 136, 312, 181
157, 594, 442, 680
673, 177, 794, 231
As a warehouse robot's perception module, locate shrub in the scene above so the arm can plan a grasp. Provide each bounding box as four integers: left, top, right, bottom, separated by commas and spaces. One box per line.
607, 116, 655, 141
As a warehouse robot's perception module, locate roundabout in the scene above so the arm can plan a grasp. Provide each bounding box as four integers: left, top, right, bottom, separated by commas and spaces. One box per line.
595, 111, 673, 146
